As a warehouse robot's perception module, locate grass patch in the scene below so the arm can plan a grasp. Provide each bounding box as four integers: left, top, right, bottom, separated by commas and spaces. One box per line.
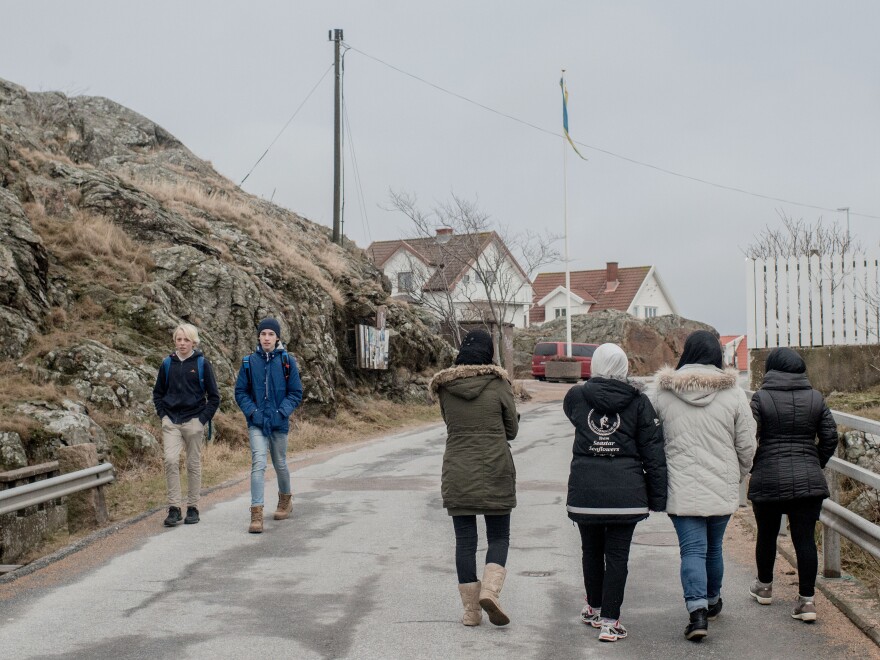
826, 385, 880, 421
26, 203, 153, 286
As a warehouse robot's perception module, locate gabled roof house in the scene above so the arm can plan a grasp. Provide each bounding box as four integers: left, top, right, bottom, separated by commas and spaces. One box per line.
531, 262, 678, 324
367, 229, 534, 328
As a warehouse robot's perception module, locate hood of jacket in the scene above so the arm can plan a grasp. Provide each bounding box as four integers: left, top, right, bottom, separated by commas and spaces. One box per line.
656, 364, 738, 407
429, 364, 510, 400
579, 377, 640, 414
761, 369, 812, 391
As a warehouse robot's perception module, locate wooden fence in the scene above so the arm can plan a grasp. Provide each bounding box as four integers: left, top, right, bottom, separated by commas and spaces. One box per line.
746, 252, 880, 349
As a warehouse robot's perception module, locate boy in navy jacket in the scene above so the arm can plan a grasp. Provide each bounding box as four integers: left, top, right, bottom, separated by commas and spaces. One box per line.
235, 317, 303, 533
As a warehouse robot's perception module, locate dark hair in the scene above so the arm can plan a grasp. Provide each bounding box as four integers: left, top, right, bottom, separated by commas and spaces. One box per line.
455, 329, 494, 366
676, 330, 723, 370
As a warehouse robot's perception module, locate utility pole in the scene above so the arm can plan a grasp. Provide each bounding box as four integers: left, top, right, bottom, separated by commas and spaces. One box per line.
330, 28, 344, 245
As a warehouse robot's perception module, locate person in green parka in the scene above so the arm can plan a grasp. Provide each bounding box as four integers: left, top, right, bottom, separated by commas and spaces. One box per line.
429, 329, 519, 628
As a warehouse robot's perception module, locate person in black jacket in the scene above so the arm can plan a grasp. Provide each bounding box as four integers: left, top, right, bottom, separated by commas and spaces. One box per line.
564, 343, 667, 643
152, 324, 221, 527
748, 347, 837, 622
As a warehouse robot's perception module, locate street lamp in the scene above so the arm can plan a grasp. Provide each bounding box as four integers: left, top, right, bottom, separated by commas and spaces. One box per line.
837, 207, 851, 247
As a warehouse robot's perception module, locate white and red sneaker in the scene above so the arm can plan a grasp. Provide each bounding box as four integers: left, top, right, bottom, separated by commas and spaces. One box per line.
580, 599, 601, 627
598, 619, 628, 642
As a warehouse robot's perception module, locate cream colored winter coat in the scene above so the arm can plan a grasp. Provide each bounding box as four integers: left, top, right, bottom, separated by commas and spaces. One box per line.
652, 364, 756, 517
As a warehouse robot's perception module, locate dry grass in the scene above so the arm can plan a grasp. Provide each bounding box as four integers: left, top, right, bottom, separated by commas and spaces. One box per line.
135, 178, 251, 222
124, 173, 347, 306
826, 385, 880, 422
26, 203, 153, 286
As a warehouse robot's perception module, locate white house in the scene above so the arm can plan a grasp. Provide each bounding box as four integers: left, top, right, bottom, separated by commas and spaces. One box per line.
530, 262, 678, 324
367, 229, 534, 328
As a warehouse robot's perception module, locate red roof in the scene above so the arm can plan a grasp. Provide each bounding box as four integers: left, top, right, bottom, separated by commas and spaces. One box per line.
367, 232, 528, 292
720, 335, 749, 371
530, 266, 651, 324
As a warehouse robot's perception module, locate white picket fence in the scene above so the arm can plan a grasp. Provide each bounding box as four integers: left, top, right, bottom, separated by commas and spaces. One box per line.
746, 252, 880, 349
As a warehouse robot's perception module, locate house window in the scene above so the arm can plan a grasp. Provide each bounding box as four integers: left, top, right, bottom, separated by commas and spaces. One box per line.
462, 274, 470, 285
632, 305, 639, 317
555, 308, 567, 318
475, 271, 496, 286
644, 306, 658, 318
397, 271, 413, 292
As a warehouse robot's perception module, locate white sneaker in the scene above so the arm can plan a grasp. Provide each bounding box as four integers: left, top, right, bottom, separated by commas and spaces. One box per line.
598, 619, 627, 642
580, 600, 601, 627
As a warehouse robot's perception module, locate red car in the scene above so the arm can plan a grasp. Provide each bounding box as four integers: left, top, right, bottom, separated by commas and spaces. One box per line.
531, 342, 600, 381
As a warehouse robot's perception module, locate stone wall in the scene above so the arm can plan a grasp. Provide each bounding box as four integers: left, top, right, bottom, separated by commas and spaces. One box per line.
749, 345, 880, 393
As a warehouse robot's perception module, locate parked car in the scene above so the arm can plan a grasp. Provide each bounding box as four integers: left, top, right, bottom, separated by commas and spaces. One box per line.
531, 342, 599, 380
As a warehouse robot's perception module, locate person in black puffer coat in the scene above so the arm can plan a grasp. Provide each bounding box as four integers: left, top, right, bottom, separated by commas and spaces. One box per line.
748, 347, 837, 622
564, 343, 667, 643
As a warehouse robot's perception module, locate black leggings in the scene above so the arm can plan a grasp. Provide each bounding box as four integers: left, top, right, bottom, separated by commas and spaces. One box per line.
579, 522, 637, 621
753, 497, 824, 597
452, 514, 511, 584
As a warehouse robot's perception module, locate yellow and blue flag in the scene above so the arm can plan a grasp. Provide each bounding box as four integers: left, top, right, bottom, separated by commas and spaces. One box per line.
560, 77, 588, 160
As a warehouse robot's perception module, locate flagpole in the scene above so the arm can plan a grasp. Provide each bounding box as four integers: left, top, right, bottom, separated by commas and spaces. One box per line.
562, 70, 572, 357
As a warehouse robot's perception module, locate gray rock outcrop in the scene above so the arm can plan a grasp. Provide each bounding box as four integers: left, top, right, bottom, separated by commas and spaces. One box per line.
0, 76, 453, 467
514, 309, 718, 376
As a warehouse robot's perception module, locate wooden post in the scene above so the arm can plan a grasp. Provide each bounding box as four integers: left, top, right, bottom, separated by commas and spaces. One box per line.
823, 466, 842, 579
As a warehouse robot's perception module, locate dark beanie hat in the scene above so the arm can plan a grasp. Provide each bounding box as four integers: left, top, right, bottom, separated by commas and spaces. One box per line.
455, 329, 494, 366
257, 317, 281, 338
765, 347, 807, 374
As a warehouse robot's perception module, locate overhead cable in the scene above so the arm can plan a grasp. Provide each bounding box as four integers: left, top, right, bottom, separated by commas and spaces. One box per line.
346, 45, 880, 221
240, 63, 333, 186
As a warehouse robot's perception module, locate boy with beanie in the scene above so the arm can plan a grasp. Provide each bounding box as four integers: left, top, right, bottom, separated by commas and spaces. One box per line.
234, 317, 304, 533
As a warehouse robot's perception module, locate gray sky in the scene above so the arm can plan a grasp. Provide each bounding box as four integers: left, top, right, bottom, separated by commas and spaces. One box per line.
3, 1, 879, 332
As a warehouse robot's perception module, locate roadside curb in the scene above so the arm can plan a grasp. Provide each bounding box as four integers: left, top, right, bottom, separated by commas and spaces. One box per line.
736, 506, 880, 647
0, 473, 248, 586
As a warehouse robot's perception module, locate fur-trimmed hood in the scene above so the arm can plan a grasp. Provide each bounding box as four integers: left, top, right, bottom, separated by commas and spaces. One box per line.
429, 364, 510, 400
655, 364, 739, 407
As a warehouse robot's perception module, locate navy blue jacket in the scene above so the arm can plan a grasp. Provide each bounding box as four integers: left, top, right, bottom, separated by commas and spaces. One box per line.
152, 350, 221, 425
564, 378, 667, 525
234, 345, 303, 435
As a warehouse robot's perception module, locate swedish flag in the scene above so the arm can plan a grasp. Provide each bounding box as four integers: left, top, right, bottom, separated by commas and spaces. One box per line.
560, 78, 588, 160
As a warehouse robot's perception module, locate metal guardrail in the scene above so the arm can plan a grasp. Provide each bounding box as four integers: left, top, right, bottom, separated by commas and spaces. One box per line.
0, 463, 115, 516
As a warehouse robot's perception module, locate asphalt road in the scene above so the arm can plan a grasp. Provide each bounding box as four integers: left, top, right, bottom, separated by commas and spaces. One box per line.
1, 398, 877, 659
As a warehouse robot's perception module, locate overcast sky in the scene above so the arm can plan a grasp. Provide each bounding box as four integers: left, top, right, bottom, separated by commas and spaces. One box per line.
3, 1, 879, 332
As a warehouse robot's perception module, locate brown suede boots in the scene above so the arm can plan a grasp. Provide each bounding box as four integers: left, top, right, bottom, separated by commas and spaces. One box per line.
274, 492, 293, 520
248, 505, 263, 533
479, 563, 510, 626
458, 582, 482, 626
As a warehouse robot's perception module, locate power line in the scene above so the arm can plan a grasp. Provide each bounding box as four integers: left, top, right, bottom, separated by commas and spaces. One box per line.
343, 99, 372, 244
345, 45, 880, 221
239, 63, 333, 186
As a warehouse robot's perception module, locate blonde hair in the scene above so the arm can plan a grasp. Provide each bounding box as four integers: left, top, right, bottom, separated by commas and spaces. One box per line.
172, 323, 200, 346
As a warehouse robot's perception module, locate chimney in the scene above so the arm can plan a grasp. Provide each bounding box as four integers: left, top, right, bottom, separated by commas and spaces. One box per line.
604, 262, 619, 293
435, 227, 453, 244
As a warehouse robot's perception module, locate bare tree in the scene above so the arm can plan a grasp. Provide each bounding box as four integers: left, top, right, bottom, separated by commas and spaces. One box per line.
387, 190, 559, 349
742, 211, 861, 259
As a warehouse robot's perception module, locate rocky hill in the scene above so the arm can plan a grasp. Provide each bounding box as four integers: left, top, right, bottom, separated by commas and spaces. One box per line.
0, 78, 453, 471
513, 310, 718, 376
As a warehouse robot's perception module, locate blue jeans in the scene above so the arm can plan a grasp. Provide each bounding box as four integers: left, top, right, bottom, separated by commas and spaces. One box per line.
669, 515, 731, 613
248, 427, 291, 506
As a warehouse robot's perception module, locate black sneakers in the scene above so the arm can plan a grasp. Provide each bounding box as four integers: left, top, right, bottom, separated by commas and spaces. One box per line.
163, 506, 182, 527
685, 608, 708, 641
184, 506, 200, 525
707, 598, 723, 621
